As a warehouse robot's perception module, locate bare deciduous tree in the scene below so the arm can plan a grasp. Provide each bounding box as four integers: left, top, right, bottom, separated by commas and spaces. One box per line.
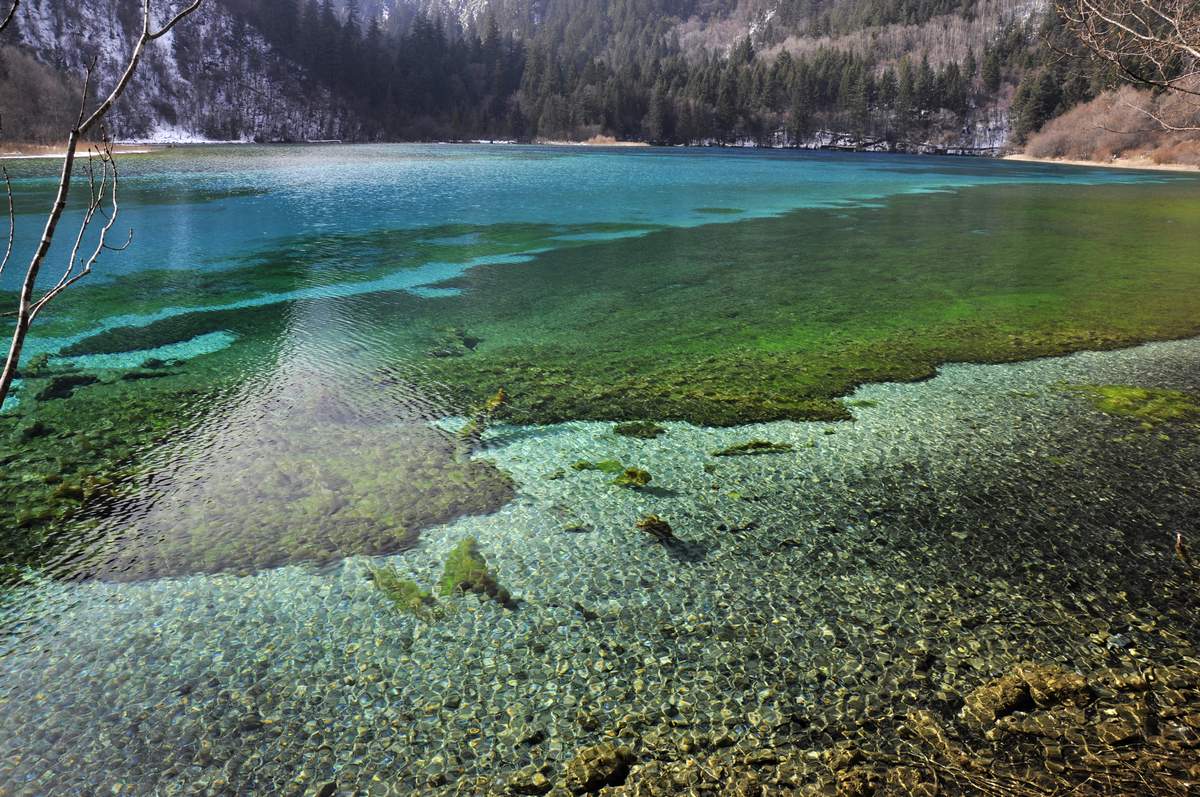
1057, 0, 1200, 130
0, 0, 203, 407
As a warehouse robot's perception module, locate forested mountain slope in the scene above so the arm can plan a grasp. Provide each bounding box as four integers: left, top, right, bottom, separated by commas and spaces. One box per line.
2, 0, 1103, 152
5, 0, 369, 141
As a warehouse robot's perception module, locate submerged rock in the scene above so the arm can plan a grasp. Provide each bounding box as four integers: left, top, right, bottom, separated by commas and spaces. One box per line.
613, 421, 666, 439
440, 537, 515, 608
711, 439, 794, 457
636, 514, 675, 543
612, 467, 652, 489
563, 743, 633, 794
506, 764, 554, 795
35, 374, 99, 401
961, 663, 1090, 728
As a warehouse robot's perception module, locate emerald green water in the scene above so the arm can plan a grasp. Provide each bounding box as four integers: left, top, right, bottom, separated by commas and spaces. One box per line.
2, 146, 1199, 794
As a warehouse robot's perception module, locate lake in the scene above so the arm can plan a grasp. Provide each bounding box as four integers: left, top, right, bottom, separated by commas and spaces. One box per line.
2, 145, 1200, 794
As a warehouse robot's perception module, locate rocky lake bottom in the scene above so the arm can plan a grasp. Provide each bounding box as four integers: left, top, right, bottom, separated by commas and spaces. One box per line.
3, 146, 1200, 796
2, 335, 1199, 796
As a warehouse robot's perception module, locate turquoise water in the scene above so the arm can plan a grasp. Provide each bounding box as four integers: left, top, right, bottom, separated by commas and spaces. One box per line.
1, 145, 1174, 364
2, 144, 1166, 287
2, 146, 1200, 795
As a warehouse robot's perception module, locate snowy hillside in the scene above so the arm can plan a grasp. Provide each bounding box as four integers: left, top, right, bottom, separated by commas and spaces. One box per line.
12, 0, 368, 142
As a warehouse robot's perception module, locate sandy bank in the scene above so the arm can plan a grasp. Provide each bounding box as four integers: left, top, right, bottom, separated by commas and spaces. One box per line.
0, 143, 163, 161
536, 135, 650, 147
1005, 152, 1199, 173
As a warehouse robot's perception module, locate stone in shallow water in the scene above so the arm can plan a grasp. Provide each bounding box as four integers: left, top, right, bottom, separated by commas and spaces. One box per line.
563, 744, 633, 793
506, 764, 553, 795
35, 374, 99, 401
961, 663, 1091, 729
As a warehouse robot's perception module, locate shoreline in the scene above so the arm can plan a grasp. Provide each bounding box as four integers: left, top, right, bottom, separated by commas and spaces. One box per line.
535, 136, 650, 147
0, 143, 164, 161
1004, 152, 1200, 173
7, 142, 1197, 170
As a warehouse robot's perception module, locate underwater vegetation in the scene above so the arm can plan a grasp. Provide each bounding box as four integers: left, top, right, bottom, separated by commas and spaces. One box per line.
712, 440, 795, 457
367, 563, 436, 618
94, 415, 515, 580
373, 181, 1200, 426
635, 514, 676, 543
611, 467, 653, 489
29, 179, 1200, 432
0, 318, 516, 580
457, 387, 508, 448
613, 421, 666, 439
1068, 384, 1200, 428
35, 374, 100, 401
569, 459, 652, 487
571, 460, 625, 474
427, 326, 483, 359
440, 537, 515, 608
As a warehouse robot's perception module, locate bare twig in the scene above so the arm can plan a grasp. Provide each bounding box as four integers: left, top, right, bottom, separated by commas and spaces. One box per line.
0, 168, 12, 279
1122, 98, 1200, 130
0, 0, 18, 35
29, 140, 130, 321
1057, 0, 1200, 96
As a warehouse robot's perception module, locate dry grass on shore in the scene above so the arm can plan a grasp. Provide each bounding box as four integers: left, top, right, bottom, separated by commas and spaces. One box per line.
1023, 85, 1200, 169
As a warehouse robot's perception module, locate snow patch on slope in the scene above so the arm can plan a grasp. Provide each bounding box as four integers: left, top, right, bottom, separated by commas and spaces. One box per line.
14, 0, 367, 143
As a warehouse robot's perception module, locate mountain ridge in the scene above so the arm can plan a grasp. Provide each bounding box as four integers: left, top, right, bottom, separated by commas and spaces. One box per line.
2, 0, 1096, 152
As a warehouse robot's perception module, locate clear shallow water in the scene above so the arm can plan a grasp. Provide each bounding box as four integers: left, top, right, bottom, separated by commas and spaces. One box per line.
1, 146, 1200, 794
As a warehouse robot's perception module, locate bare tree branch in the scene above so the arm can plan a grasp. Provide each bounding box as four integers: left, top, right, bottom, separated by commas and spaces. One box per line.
1057, 0, 1200, 96
30, 140, 131, 320
0, 1, 204, 406
0, 168, 12, 280
1122, 97, 1200, 130
0, 0, 18, 35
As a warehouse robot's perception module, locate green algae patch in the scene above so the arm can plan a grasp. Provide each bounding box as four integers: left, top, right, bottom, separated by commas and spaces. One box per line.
612, 467, 653, 489
712, 440, 795, 457
97, 419, 515, 580
1068, 384, 1200, 427
440, 537, 514, 608
0, 317, 516, 580
368, 563, 436, 618
613, 421, 666, 439
572, 460, 625, 474
30, 218, 656, 344
378, 181, 1200, 426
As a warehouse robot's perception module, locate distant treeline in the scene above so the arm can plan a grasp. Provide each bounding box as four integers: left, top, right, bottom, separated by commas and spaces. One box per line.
0, 0, 1118, 148
213, 0, 1113, 147
0, 45, 83, 144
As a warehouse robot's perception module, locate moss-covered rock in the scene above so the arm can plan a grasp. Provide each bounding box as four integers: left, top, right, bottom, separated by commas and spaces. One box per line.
612, 467, 652, 489
1068, 384, 1200, 427
367, 562, 436, 617
440, 537, 514, 608
613, 421, 666, 439
571, 459, 624, 474
711, 440, 794, 457
636, 514, 675, 543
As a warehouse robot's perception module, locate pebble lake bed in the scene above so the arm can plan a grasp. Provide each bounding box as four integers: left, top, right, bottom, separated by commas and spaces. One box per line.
1, 146, 1199, 795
